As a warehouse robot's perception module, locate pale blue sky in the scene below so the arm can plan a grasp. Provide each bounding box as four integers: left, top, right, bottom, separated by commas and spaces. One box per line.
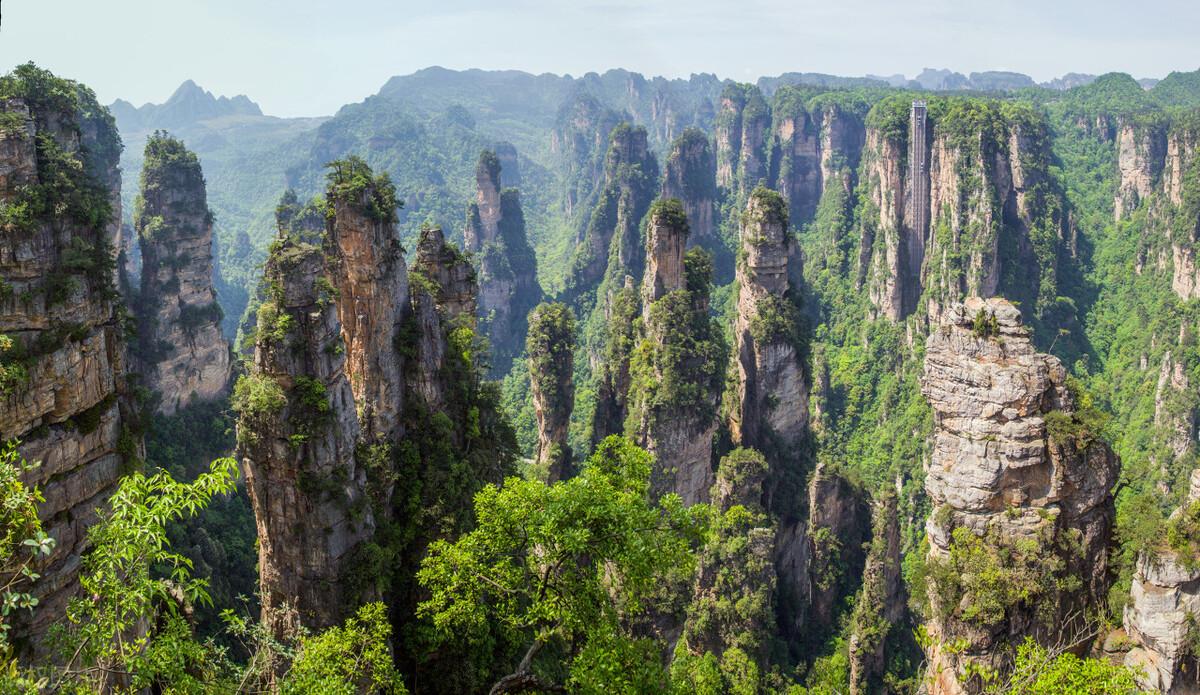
1, 0, 1197, 117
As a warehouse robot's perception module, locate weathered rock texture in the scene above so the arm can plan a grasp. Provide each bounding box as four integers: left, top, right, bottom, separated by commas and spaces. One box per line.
716, 85, 868, 232
409, 225, 477, 412
0, 69, 135, 649
464, 149, 540, 375
729, 188, 808, 459
1115, 120, 1167, 221
921, 297, 1117, 694
1123, 471, 1200, 694
526, 302, 576, 480
237, 237, 373, 634
863, 102, 1066, 324
626, 200, 724, 505
1113, 115, 1200, 304
567, 123, 659, 299
324, 169, 408, 442
135, 134, 231, 414
642, 198, 689, 307
727, 187, 820, 645
661, 128, 717, 250
238, 161, 515, 659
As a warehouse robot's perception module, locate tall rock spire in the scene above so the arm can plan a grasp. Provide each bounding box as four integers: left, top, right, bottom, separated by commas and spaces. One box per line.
236, 236, 374, 635
919, 297, 1117, 693
526, 302, 576, 481
323, 156, 407, 442
464, 149, 540, 375
730, 186, 808, 455
134, 132, 231, 414
662, 128, 717, 252
627, 200, 726, 505
567, 123, 659, 299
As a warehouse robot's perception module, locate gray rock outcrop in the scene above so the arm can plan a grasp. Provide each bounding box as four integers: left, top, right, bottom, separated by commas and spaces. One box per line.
920, 297, 1117, 694
135, 134, 231, 414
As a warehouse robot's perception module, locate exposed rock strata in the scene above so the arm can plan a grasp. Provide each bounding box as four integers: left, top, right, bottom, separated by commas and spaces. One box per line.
715, 84, 769, 194
409, 226, 477, 412
324, 167, 408, 442
727, 187, 816, 645
1123, 471, 1200, 694
627, 200, 724, 505
237, 238, 373, 633
729, 188, 808, 457
864, 103, 1065, 323
920, 297, 1117, 694
135, 134, 231, 414
0, 71, 134, 649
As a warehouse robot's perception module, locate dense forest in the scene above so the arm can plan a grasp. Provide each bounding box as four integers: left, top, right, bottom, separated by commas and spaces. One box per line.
2, 56, 1200, 694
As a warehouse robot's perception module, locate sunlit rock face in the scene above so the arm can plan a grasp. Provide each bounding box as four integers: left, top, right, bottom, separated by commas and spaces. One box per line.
920, 297, 1117, 694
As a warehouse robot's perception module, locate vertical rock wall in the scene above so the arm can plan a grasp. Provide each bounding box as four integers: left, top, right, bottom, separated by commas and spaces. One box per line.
0, 70, 134, 649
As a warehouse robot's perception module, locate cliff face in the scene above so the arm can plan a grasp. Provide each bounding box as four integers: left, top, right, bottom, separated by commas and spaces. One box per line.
236, 238, 373, 633
135, 134, 230, 414
0, 68, 133, 646
526, 303, 576, 481
551, 93, 624, 220
770, 93, 822, 226
920, 298, 1117, 693
568, 123, 659, 298
409, 225, 477, 412
715, 84, 769, 195
773, 98, 868, 229
718, 86, 868, 233
661, 128, 717, 251
864, 102, 1065, 324
1115, 121, 1166, 221
464, 149, 540, 375
818, 103, 868, 197
1124, 471, 1200, 694
1166, 122, 1200, 302
626, 200, 725, 505
324, 164, 408, 442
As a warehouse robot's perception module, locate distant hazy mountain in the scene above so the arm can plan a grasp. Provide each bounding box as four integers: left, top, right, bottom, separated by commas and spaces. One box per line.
109, 80, 263, 132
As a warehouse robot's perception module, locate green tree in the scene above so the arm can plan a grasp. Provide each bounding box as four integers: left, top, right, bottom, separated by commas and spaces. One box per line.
281, 602, 408, 695
417, 436, 708, 694
979, 637, 1146, 694
48, 459, 239, 692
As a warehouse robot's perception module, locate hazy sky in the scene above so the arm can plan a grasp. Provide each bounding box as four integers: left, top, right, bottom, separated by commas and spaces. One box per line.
1, 0, 1197, 117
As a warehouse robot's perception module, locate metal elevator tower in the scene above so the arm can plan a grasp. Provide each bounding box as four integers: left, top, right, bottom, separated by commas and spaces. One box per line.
909, 100, 929, 242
